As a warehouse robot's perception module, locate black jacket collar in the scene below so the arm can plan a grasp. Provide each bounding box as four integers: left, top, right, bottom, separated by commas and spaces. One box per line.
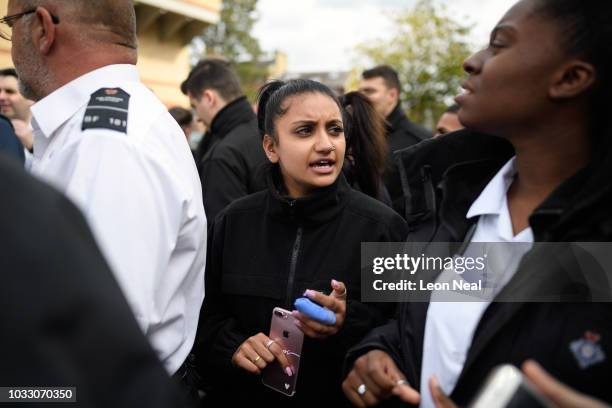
210, 96, 255, 138
386, 103, 407, 134
265, 165, 349, 226
392, 130, 514, 240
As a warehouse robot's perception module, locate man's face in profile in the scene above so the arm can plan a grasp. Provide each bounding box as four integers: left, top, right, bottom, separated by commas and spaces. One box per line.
0, 75, 33, 120
359, 77, 398, 118
189, 91, 215, 128
435, 112, 463, 137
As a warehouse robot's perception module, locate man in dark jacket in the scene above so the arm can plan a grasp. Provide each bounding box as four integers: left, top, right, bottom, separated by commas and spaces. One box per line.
182, 58, 267, 220
0, 155, 188, 407
342, 130, 612, 407
359, 65, 431, 207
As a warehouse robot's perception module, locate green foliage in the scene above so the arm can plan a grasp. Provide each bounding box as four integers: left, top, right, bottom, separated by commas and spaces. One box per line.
194, 0, 267, 101
357, 0, 473, 127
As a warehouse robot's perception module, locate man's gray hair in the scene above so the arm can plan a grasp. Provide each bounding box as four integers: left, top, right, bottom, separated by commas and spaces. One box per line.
19, 0, 137, 49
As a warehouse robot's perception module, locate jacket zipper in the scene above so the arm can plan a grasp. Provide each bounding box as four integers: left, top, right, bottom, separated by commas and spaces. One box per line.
285, 226, 303, 308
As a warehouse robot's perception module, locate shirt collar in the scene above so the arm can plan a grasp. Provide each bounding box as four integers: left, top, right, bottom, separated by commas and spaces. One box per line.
30, 64, 139, 138
466, 157, 518, 219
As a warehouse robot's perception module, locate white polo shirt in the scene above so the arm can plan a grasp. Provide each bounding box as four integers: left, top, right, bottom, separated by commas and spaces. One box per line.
30, 64, 207, 374
419, 157, 533, 407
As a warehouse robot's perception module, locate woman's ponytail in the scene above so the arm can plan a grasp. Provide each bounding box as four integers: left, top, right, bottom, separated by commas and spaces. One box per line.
341, 91, 387, 199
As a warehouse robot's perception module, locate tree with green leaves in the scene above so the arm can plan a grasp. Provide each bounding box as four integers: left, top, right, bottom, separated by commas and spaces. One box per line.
356, 0, 473, 127
192, 0, 267, 100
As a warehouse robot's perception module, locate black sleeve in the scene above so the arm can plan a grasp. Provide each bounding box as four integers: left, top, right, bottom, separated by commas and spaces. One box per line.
193, 214, 249, 385
200, 153, 249, 221
344, 318, 406, 374
327, 299, 396, 352
328, 213, 409, 353
341, 214, 412, 380
0, 157, 186, 407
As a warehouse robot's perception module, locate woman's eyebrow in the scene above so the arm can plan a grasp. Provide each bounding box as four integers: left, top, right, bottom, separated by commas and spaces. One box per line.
291, 117, 342, 126
290, 120, 316, 126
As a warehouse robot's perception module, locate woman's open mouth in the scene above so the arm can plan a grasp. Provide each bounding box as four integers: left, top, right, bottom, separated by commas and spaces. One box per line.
309, 159, 336, 174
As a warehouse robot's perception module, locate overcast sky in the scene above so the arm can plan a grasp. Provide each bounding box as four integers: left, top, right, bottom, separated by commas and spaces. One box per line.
252, 0, 515, 73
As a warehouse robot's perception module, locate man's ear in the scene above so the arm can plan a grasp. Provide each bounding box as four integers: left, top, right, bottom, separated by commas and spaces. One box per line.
388, 87, 399, 102
33, 7, 57, 55
549, 60, 596, 100
262, 134, 279, 163
201, 89, 216, 106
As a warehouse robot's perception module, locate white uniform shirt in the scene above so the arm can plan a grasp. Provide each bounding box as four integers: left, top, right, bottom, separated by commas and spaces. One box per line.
30, 64, 207, 374
419, 158, 533, 407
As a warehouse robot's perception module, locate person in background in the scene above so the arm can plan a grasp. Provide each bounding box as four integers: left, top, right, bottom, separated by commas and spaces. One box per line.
434, 104, 463, 137
6, 0, 206, 383
343, 0, 612, 406
359, 65, 431, 207
0, 67, 34, 163
194, 79, 408, 406
341, 91, 390, 205
181, 58, 267, 221
169, 106, 194, 141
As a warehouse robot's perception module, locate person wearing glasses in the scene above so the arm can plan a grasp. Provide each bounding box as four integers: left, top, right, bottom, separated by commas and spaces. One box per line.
1, 0, 207, 390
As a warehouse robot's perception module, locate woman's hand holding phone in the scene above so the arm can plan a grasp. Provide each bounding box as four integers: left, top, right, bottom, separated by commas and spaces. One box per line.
232, 333, 294, 377
292, 279, 347, 339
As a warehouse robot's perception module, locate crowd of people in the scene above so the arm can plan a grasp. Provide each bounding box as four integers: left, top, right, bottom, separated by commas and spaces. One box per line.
0, 0, 610, 407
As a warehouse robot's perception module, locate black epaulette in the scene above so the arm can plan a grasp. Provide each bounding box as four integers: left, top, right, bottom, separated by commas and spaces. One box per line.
82, 88, 130, 133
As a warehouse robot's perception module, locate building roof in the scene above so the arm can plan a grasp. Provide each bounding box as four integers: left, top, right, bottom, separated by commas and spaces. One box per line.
134, 0, 221, 44
135, 0, 220, 24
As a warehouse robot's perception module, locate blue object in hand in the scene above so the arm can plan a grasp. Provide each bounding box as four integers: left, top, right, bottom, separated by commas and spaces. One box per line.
294, 297, 336, 325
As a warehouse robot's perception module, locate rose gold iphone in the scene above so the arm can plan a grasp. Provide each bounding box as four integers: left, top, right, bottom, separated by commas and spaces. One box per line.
261, 307, 304, 397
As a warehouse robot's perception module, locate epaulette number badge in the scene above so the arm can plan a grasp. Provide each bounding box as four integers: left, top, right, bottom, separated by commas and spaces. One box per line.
82, 88, 130, 133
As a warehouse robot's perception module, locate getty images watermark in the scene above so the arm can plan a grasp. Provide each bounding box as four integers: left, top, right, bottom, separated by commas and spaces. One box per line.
361, 242, 612, 302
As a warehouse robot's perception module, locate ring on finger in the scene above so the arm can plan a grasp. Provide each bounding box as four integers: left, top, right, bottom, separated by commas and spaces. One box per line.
252, 355, 261, 364
396, 379, 408, 386
357, 383, 367, 396
265, 339, 276, 350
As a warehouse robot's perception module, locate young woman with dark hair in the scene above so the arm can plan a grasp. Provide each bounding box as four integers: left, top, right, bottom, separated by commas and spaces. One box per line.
343, 0, 612, 406
194, 79, 407, 406
341, 91, 390, 204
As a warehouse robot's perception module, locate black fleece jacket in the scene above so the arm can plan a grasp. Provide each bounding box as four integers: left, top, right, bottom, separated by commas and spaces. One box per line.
195, 166, 408, 407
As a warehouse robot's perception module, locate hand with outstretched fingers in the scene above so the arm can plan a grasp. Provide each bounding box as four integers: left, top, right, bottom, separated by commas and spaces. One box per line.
292, 279, 346, 339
